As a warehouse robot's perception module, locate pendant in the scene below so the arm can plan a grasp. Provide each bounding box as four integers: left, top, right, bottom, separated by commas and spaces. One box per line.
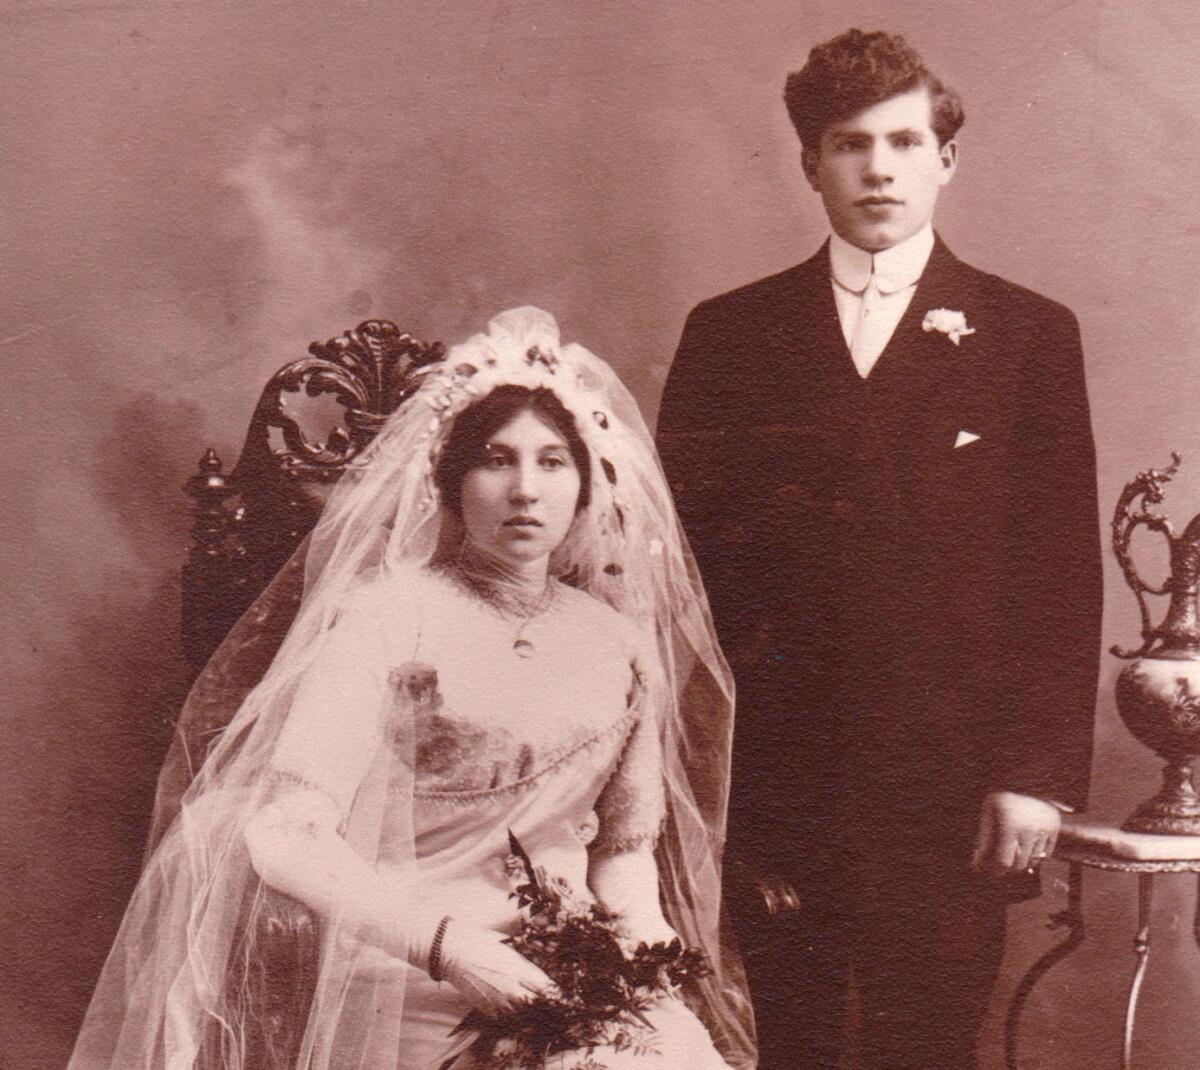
513, 639, 536, 659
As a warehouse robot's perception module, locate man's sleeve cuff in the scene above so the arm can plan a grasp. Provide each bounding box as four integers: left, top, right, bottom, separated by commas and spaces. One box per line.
990, 788, 1076, 813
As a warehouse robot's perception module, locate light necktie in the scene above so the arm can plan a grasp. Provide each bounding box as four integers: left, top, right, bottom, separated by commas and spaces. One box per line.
849, 272, 885, 379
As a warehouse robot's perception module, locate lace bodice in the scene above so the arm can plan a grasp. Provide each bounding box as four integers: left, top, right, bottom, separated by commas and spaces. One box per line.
268, 568, 665, 868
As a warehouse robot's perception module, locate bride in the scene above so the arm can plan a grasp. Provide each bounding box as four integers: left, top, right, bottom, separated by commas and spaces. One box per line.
67, 308, 756, 1070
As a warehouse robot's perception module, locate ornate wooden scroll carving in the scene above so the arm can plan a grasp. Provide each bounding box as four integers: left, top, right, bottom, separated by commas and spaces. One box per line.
182, 320, 444, 668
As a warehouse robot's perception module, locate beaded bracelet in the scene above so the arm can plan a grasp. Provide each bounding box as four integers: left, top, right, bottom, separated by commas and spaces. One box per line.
428, 914, 452, 983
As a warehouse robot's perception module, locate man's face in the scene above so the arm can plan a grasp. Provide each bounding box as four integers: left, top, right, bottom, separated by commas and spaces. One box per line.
802, 86, 957, 252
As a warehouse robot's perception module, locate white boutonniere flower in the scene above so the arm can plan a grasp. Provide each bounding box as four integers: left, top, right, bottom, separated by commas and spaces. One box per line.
922, 308, 976, 346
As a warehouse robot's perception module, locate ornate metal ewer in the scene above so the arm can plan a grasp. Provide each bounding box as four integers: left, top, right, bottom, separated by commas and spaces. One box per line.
1112, 453, 1200, 834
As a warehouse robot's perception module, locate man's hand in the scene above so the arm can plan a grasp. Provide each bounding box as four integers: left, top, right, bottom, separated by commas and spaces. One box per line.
970, 790, 1061, 876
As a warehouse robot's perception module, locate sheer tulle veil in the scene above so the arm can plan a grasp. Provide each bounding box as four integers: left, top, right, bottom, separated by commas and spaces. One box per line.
68, 307, 756, 1070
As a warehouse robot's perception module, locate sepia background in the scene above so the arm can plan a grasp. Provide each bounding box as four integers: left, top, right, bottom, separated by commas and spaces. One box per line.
3, 0, 1199, 1066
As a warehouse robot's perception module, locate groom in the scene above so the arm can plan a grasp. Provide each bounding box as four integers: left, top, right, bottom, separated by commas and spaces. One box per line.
656, 29, 1102, 1070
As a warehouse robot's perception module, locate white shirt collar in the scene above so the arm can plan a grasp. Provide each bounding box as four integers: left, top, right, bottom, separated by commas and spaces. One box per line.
829, 223, 935, 295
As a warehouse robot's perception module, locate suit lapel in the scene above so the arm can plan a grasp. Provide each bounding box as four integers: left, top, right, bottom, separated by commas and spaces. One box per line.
769, 241, 845, 367
872, 238, 967, 377
797, 237, 976, 397
868, 237, 981, 451
799, 242, 851, 367
744, 243, 850, 426
747, 238, 984, 447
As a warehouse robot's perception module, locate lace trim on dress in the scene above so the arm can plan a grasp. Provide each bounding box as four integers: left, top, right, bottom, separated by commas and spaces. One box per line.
263, 768, 349, 834
588, 825, 663, 856
588, 665, 666, 856
267, 768, 332, 797
409, 710, 637, 805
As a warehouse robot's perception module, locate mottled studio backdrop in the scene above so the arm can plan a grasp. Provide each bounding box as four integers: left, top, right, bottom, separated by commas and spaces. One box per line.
3, 1, 1199, 1067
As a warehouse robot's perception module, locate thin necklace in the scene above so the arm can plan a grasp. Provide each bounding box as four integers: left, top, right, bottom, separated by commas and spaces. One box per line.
448, 541, 558, 658
509, 582, 558, 659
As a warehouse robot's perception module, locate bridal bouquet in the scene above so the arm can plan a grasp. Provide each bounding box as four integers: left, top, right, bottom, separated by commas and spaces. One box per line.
437, 832, 709, 1070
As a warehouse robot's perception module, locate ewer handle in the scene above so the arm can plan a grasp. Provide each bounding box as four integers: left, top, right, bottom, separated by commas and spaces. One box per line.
1111, 454, 1180, 659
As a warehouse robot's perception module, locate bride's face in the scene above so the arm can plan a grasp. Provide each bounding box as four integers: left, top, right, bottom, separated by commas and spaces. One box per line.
459, 407, 582, 567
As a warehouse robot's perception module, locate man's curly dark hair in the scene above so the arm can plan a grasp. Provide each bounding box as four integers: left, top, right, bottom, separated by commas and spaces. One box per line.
784, 29, 964, 150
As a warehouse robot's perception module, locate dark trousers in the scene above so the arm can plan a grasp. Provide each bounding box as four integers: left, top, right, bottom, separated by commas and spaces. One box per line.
731, 865, 1008, 1070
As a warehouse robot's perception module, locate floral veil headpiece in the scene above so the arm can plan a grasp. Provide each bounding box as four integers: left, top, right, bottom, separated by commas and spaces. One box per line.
310, 307, 672, 626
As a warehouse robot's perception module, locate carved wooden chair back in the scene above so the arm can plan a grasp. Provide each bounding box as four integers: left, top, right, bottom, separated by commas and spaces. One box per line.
182, 320, 444, 668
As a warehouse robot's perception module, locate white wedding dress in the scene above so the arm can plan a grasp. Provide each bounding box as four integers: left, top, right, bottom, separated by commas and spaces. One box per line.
261, 567, 729, 1070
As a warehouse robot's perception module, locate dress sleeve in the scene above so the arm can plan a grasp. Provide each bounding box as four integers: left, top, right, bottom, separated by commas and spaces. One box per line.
590, 653, 667, 857
267, 585, 400, 816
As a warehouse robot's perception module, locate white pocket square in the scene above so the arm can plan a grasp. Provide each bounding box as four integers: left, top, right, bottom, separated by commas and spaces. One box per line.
954, 430, 981, 449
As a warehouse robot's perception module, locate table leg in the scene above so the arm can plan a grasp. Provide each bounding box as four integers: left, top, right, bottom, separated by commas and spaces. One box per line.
1004, 861, 1086, 1070
1121, 873, 1155, 1070
1194, 872, 1200, 955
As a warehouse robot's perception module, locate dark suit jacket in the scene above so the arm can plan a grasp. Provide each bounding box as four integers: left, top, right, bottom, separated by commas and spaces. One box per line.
656, 237, 1102, 887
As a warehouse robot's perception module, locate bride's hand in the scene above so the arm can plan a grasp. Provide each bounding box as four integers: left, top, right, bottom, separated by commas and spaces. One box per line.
437, 922, 558, 1014
617, 914, 680, 953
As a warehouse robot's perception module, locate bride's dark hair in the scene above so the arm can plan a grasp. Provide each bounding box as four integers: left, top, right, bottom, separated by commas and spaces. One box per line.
434, 384, 593, 517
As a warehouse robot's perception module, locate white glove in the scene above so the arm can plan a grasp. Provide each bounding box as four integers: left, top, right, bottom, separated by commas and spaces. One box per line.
437, 921, 558, 1013
245, 789, 555, 1007
589, 846, 678, 950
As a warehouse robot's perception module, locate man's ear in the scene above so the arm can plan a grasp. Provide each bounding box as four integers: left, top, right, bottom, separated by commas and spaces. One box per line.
801, 145, 821, 191
937, 139, 959, 186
